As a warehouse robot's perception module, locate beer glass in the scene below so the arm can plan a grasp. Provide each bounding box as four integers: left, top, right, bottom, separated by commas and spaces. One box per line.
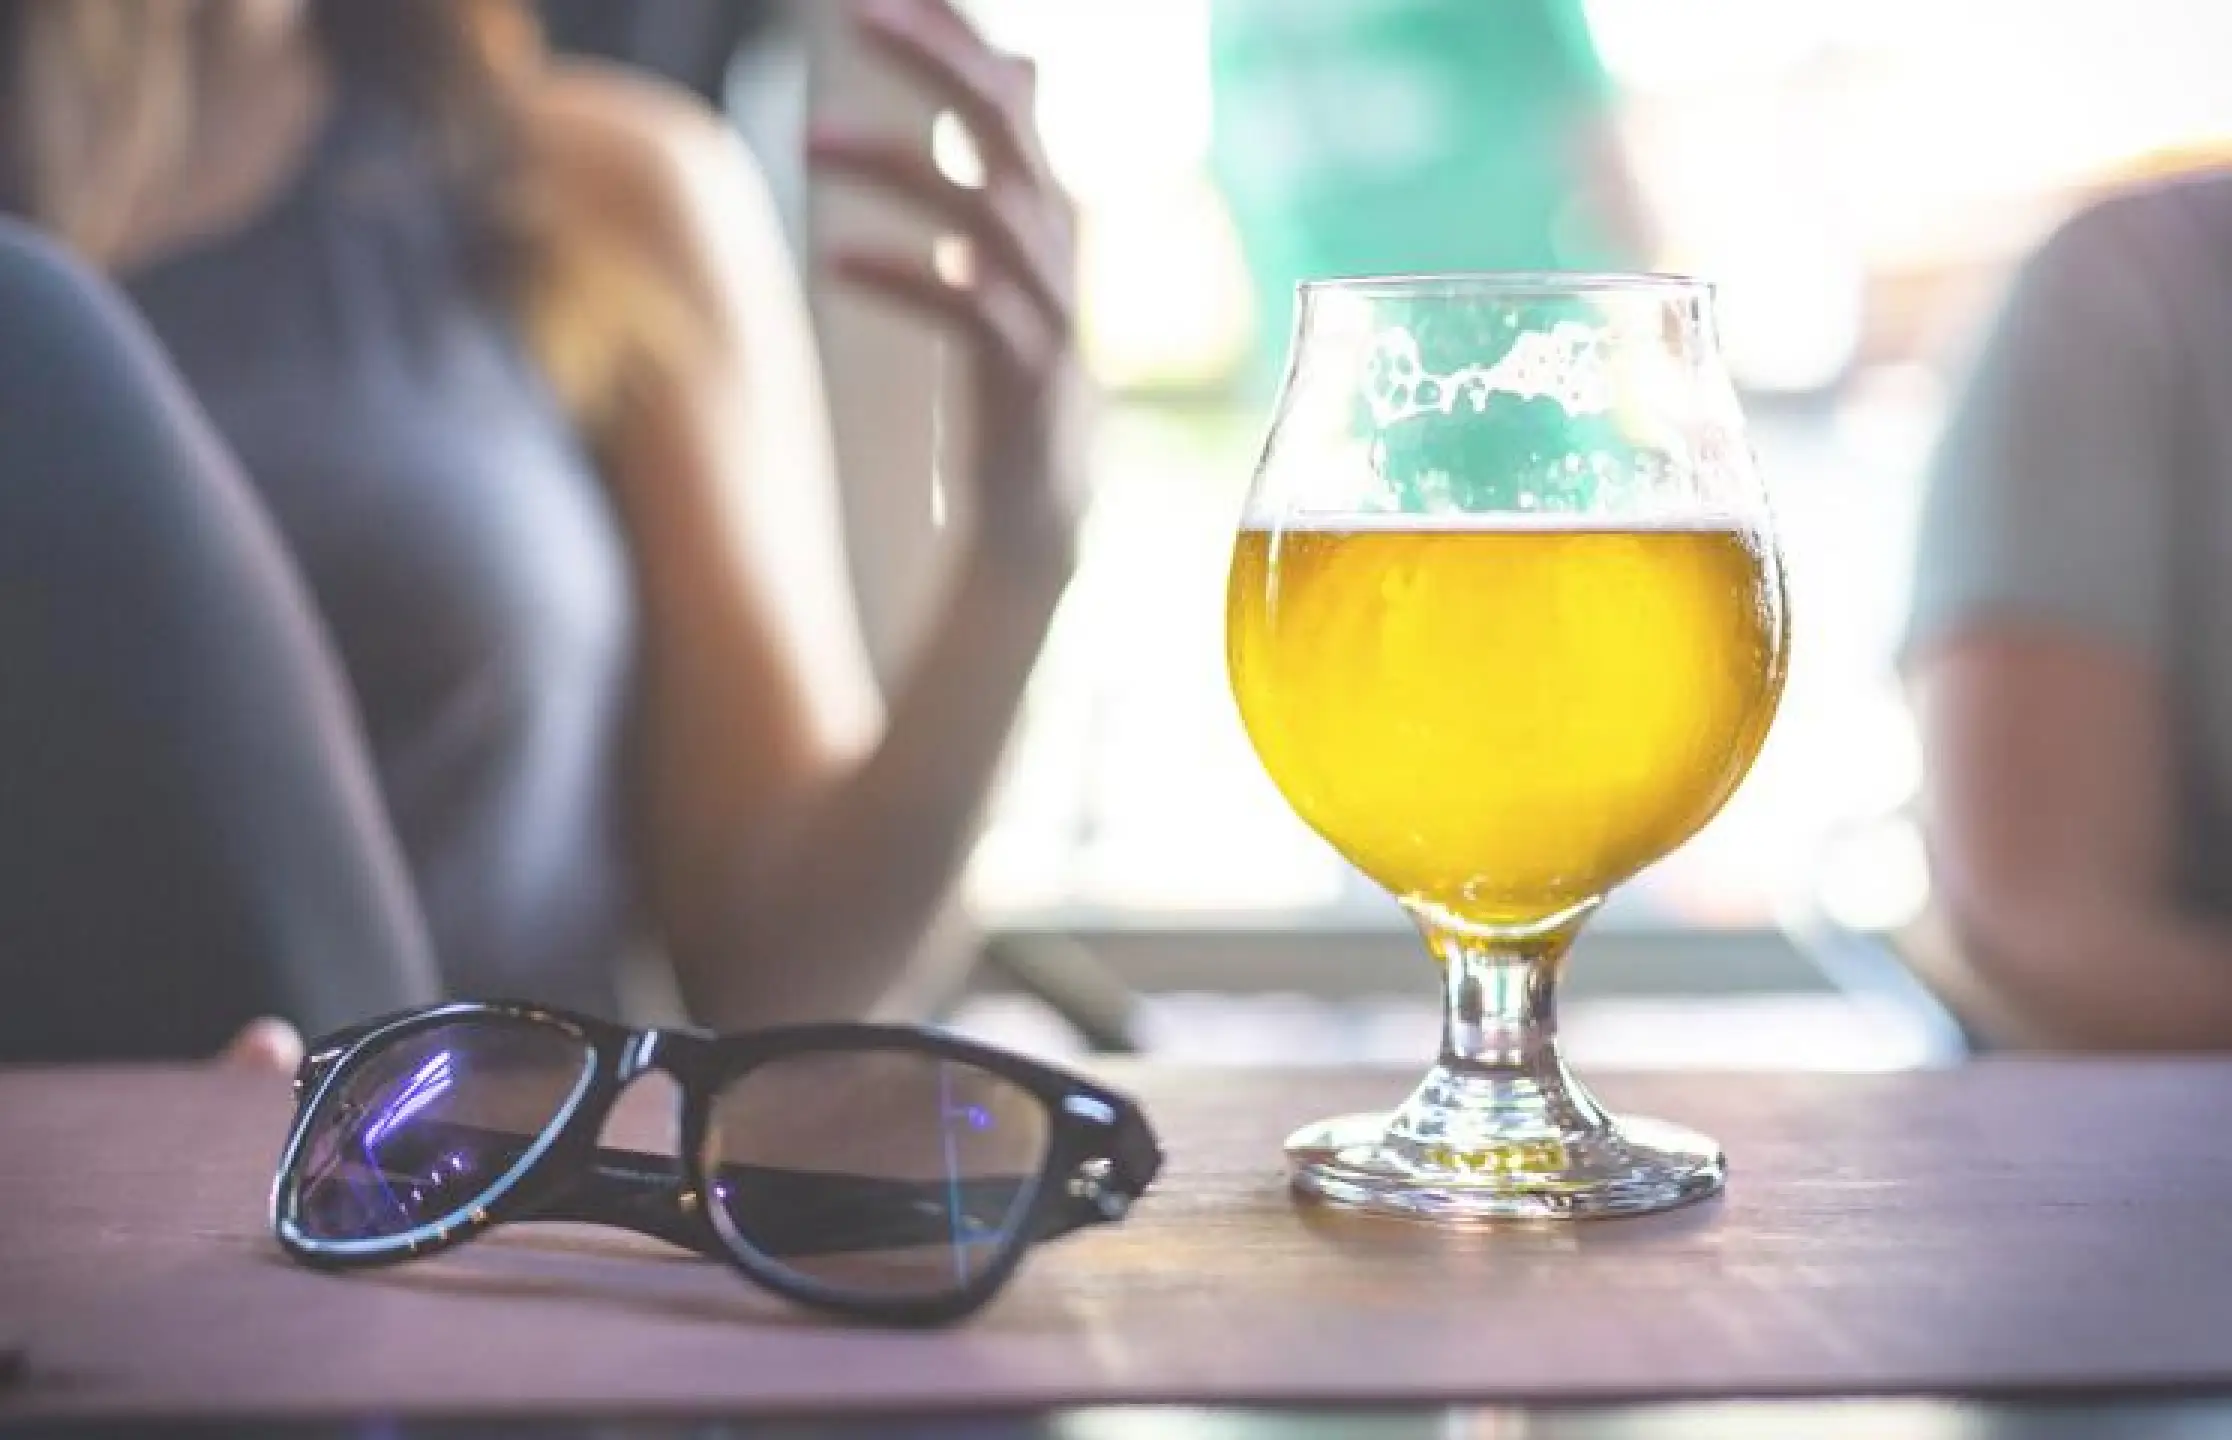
1226, 275, 1788, 1220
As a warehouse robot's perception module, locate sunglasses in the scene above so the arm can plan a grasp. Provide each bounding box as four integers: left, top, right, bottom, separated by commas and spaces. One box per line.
270, 1001, 1162, 1324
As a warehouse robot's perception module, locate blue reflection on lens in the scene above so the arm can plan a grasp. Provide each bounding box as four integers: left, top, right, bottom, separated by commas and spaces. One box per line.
360, 1050, 454, 1223
364, 1051, 454, 1147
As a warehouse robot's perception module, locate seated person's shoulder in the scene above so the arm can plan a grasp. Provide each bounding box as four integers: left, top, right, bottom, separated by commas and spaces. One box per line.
518, 60, 782, 277
2089, 151, 2232, 224
2021, 166, 2232, 310
1903, 169, 2232, 670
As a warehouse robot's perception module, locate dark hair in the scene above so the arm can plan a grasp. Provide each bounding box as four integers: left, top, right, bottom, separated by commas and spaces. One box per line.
309, 0, 523, 190
0, 1, 524, 238
309, 0, 536, 314
0, 0, 685, 427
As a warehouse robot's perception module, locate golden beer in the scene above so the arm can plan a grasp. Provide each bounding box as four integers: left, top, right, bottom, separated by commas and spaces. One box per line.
1227, 517, 1788, 928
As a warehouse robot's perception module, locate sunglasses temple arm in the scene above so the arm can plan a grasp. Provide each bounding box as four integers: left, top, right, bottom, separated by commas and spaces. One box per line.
707, 1162, 1049, 1259
531, 1154, 728, 1258
461, 1126, 1040, 1258
1035, 1130, 1162, 1241
399, 1120, 1055, 1259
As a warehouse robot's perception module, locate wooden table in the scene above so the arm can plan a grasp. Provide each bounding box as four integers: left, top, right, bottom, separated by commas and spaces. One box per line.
5, 1060, 2232, 1427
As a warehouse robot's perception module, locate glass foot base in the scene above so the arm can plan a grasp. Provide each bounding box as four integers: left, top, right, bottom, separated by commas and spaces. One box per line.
1286, 1110, 1725, 1222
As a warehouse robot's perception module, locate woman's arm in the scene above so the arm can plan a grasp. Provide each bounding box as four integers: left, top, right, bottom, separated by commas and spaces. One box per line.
1916, 629, 2232, 1050
525, 2, 1079, 1027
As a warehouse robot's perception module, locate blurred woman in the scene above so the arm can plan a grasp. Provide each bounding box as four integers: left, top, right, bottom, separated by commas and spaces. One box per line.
0, 0, 1079, 1059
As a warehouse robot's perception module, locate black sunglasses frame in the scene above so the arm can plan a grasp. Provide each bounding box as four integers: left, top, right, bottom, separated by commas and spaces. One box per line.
271, 1000, 1162, 1325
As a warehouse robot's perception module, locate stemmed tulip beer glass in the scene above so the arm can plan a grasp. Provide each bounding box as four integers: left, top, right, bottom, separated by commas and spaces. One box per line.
1226, 274, 1789, 1221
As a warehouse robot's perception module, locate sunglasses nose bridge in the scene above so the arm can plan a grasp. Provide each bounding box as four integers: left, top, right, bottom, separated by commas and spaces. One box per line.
593, 1036, 699, 1182
614, 1027, 709, 1087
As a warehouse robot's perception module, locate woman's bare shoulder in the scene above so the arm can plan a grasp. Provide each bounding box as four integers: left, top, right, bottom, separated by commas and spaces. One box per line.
518, 59, 788, 285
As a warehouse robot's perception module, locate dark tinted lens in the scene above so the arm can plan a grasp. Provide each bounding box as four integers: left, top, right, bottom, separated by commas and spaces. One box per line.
703, 1049, 1052, 1300
286, 1017, 594, 1246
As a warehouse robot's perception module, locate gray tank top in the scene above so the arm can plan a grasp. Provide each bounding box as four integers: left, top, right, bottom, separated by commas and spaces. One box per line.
124, 86, 639, 1014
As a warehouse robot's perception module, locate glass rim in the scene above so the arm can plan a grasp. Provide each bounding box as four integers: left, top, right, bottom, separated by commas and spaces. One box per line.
1295, 270, 1710, 300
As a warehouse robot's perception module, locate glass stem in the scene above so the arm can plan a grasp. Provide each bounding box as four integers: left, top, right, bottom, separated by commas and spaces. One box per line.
1433, 925, 1565, 1076
1384, 908, 1609, 1155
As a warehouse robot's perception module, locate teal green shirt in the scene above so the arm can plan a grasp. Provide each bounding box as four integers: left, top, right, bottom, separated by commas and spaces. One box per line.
1210, 0, 1623, 382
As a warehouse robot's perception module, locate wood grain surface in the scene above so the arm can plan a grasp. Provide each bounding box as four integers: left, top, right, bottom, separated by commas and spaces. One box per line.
3, 1060, 2230, 1420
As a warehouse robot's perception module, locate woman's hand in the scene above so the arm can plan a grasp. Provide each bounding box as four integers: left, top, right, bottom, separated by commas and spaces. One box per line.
809, 0, 1082, 569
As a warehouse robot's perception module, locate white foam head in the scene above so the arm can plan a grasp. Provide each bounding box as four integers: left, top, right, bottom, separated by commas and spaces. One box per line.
1239, 511, 1762, 535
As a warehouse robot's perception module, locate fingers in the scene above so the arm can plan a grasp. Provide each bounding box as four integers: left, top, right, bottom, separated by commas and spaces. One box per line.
852, 0, 1045, 183
832, 1, 1073, 375
881, 0, 1043, 92
879, 0, 977, 38
218, 1017, 305, 1074
810, 129, 1069, 321
828, 250, 1057, 378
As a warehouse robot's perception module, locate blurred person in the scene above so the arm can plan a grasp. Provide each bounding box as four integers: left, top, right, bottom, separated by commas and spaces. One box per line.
1906, 157, 2232, 1050
0, 0, 1080, 1062
1208, 0, 1654, 389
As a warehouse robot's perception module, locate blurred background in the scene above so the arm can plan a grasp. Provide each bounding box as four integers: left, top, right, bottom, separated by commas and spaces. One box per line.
782, 0, 2232, 1071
